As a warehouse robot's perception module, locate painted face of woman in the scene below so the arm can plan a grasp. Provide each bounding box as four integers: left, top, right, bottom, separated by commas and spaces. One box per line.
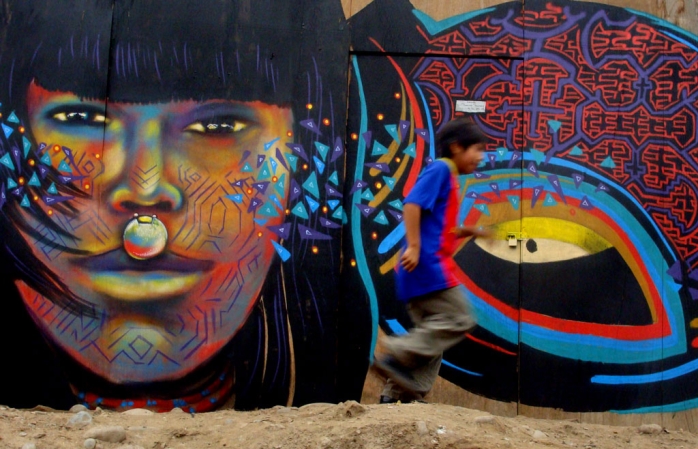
16, 80, 294, 383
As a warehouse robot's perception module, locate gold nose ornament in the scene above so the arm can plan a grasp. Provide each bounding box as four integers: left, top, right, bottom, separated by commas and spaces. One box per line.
122, 214, 168, 260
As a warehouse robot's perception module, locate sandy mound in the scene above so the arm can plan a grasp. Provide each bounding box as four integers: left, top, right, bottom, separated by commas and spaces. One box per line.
1, 401, 695, 449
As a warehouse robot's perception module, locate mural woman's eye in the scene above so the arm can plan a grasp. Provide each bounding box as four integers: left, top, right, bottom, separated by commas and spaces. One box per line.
50, 108, 108, 126
183, 117, 249, 135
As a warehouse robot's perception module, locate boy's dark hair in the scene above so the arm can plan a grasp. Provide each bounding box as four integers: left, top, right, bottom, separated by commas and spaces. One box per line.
436, 117, 488, 158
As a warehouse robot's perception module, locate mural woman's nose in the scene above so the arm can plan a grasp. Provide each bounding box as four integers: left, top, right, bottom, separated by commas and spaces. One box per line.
108, 119, 184, 214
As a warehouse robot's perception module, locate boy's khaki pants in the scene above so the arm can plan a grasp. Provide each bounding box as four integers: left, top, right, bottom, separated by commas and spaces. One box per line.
381, 286, 476, 401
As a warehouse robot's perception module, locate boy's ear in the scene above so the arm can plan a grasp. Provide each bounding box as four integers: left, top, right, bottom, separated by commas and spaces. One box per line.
446, 142, 459, 158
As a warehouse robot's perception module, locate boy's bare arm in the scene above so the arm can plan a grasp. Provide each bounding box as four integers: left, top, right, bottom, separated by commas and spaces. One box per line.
452, 225, 492, 239
400, 203, 421, 272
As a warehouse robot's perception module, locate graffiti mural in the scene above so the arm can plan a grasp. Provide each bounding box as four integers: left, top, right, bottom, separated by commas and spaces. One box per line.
347, 0, 698, 412
3, 0, 698, 418
0, 0, 371, 412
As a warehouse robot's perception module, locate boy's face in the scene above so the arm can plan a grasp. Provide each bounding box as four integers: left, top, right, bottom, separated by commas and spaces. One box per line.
452, 142, 485, 175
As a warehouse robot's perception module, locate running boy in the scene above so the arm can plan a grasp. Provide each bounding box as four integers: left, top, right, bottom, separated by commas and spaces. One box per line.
375, 117, 489, 403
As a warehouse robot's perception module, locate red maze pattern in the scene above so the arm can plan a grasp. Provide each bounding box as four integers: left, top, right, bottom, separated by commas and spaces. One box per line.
413, 2, 698, 267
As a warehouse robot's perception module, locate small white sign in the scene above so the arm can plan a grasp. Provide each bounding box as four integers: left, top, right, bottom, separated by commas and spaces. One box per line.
455, 100, 486, 113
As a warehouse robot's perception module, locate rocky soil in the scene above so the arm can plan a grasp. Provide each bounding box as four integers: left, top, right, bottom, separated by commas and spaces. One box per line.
1, 400, 696, 449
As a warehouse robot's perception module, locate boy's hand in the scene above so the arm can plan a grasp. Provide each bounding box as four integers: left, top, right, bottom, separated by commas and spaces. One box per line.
400, 246, 420, 272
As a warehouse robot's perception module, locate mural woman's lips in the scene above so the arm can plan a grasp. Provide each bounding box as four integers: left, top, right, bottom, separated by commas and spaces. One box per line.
69, 249, 214, 302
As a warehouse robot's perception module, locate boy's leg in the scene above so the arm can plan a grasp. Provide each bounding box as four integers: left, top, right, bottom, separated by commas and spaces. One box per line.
377, 288, 465, 398
379, 354, 441, 402
407, 353, 442, 401
380, 378, 402, 402
383, 286, 475, 366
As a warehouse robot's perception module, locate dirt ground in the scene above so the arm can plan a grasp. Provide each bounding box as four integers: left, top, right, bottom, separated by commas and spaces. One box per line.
1, 399, 697, 449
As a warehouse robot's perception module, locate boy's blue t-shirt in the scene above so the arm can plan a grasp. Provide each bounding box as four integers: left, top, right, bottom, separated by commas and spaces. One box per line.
396, 158, 461, 302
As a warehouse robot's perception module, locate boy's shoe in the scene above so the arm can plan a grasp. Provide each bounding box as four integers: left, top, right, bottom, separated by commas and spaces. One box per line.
379, 395, 399, 404
372, 355, 420, 393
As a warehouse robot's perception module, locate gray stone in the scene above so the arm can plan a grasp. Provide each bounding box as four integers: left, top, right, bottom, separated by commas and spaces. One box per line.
21, 444, 36, 449
67, 411, 93, 427
475, 415, 496, 424
70, 404, 89, 413
84, 438, 97, 449
299, 402, 334, 413
122, 408, 154, 416
84, 425, 127, 443
415, 420, 429, 436
532, 430, 547, 440
336, 400, 366, 418
638, 424, 663, 435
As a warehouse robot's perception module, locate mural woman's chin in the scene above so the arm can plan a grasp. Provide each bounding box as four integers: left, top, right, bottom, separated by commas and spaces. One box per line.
75, 316, 232, 384
15, 277, 259, 384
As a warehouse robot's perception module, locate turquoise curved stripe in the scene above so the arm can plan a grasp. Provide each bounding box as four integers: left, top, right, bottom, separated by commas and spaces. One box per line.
460, 156, 676, 276
378, 222, 405, 255
413, 83, 436, 160
441, 360, 483, 377
529, 158, 678, 300
462, 172, 669, 286
459, 157, 685, 363
612, 397, 698, 414
469, 289, 678, 365
466, 286, 519, 343
351, 56, 379, 361
468, 198, 683, 361
592, 358, 698, 385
